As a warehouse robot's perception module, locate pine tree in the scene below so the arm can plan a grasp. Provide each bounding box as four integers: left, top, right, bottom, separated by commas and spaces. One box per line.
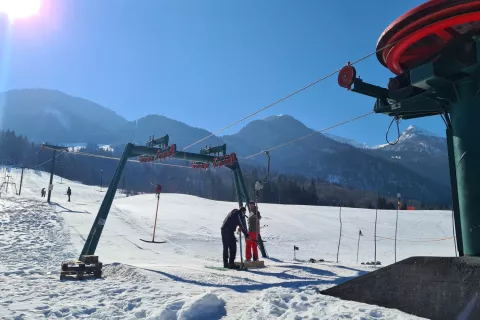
308, 179, 318, 205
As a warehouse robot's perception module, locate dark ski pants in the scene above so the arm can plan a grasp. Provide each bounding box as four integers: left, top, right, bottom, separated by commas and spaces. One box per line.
68, 195, 71, 202
221, 228, 236, 266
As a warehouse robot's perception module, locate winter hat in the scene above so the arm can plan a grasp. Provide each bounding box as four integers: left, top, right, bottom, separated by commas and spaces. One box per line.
239, 207, 247, 212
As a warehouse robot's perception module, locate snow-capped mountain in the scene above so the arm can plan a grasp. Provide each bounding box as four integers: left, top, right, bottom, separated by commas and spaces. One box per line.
369, 125, 448, 187
326, 125, 445, 155
324, 133, 371, 149
1, 89, 451, 204
223, 116, 450, 203
374, 125, 446, 155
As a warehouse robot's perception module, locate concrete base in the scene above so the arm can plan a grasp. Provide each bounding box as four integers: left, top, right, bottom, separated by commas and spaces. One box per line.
322, 256, 480, 320
235, 260, 265, 269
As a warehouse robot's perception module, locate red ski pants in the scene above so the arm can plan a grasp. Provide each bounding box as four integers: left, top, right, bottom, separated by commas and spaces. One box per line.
246, 232, 258, 260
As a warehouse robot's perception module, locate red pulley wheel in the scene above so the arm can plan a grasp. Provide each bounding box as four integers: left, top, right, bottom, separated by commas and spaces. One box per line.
338, 64, 356, 90
376, 0, 480, 74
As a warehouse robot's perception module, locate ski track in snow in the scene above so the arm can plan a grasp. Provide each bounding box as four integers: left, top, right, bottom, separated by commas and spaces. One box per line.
0, 169, 437, 319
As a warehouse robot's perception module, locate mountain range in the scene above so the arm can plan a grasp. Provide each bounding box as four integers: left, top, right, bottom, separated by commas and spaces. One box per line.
0, 89, 451, 204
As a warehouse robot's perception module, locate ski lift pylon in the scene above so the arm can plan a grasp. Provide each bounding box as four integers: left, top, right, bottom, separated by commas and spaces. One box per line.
263, 151, 270, 184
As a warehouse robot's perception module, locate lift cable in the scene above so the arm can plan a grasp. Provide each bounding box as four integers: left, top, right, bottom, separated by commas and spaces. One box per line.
32, 150, 67, 169
182, 36, 410, 152
243, 111, 374, 160
40, 147, 193, 169
341, 232, 453, 243
40, 109, 373, 170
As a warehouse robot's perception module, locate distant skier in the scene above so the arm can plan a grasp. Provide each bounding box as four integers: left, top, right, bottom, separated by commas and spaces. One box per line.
67, 187, 72, 202
221, 207, 250, 269
246, 201, 261, 262
41, 188, 46, 197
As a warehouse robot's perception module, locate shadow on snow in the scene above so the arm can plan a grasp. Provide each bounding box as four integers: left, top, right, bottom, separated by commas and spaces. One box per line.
51, 202, 90, 214
138, 265, 361, 293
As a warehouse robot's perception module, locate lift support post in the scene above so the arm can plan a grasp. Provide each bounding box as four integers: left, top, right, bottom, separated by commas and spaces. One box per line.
42, 144, 68, 204
323, 3, 480, 318
69, 138, 266, 279
342, 40, 480, 256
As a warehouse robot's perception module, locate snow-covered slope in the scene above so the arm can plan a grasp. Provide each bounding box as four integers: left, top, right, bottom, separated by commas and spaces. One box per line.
1, 167, 455, 319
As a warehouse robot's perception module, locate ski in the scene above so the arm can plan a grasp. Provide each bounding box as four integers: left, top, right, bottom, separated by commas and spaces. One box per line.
140, 239, 166, 244
205, 266, 248, 271
205, 266, 229, 271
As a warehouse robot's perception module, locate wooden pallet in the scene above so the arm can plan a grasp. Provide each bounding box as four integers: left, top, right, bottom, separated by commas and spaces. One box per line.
235, 260, 265, 269
60, 255, 103, 280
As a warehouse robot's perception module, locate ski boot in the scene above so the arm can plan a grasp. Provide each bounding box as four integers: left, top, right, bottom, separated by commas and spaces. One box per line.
228, 262, 240, 270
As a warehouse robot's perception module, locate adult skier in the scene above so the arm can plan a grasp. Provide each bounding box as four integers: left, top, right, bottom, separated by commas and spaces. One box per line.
221, 207, 250, 269
246, 200, 261, 262
67, 187, 72, 202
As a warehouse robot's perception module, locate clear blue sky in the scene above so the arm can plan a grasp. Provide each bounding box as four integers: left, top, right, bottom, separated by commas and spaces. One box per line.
1, 0, 446, 146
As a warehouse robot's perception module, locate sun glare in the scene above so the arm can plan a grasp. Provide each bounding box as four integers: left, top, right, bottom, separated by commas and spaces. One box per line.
0, 0, 41, 20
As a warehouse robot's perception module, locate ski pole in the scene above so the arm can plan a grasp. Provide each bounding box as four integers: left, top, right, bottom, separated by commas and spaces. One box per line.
152, 193, 160, 242
238, 229, 244, 269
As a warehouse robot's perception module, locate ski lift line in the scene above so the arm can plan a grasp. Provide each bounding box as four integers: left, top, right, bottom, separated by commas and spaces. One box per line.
377, 234, 454, 241
343, 226, 455, 241
32, 151, 66, 169
376, 235, 453, 243
41, 147, 192, 169
341, 233, 390, 242
351, 234, 453, 243
182, 35, 410, 152
342, 232, 453, 243
243, 111, 374, 160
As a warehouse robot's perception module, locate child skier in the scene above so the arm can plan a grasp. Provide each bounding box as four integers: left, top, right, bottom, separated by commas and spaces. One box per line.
246, 200, 261, 262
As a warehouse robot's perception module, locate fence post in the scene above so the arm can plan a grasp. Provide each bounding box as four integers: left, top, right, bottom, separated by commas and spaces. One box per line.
356, 230, 363, 264
395, 196, 400, 262
374, 192, 379, 266
336, 201, 342, 263
18, 167, 24, 196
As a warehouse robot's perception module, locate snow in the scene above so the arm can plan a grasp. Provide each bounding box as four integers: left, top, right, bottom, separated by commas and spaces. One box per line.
404, 125, 438, 137
373, 125, 444, 153
326, 174, 342, 184
0, 167, 454, 319
241, 287, 405, 319
57, 143, 114, 152
99, 145, 114, 152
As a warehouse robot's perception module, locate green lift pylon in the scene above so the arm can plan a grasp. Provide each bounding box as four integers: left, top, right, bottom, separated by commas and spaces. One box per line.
322, 3, 480, 319
77, 136, 266, 267
197, 143, 268, 258
42, 144, 69, 204
337, 3, 480, 256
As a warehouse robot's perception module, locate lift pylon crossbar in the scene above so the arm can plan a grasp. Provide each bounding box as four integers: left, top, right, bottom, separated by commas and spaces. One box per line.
79, 140, 255, 261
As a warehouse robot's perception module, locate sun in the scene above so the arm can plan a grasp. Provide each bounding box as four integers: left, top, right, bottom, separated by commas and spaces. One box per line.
0, 0, 41, 20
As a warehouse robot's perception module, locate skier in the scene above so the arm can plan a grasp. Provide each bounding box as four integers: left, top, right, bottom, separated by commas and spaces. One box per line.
221, 207, 250, 269
41, 188, 46, 197
67, 187, 72, 202
246, 200, 261, 262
